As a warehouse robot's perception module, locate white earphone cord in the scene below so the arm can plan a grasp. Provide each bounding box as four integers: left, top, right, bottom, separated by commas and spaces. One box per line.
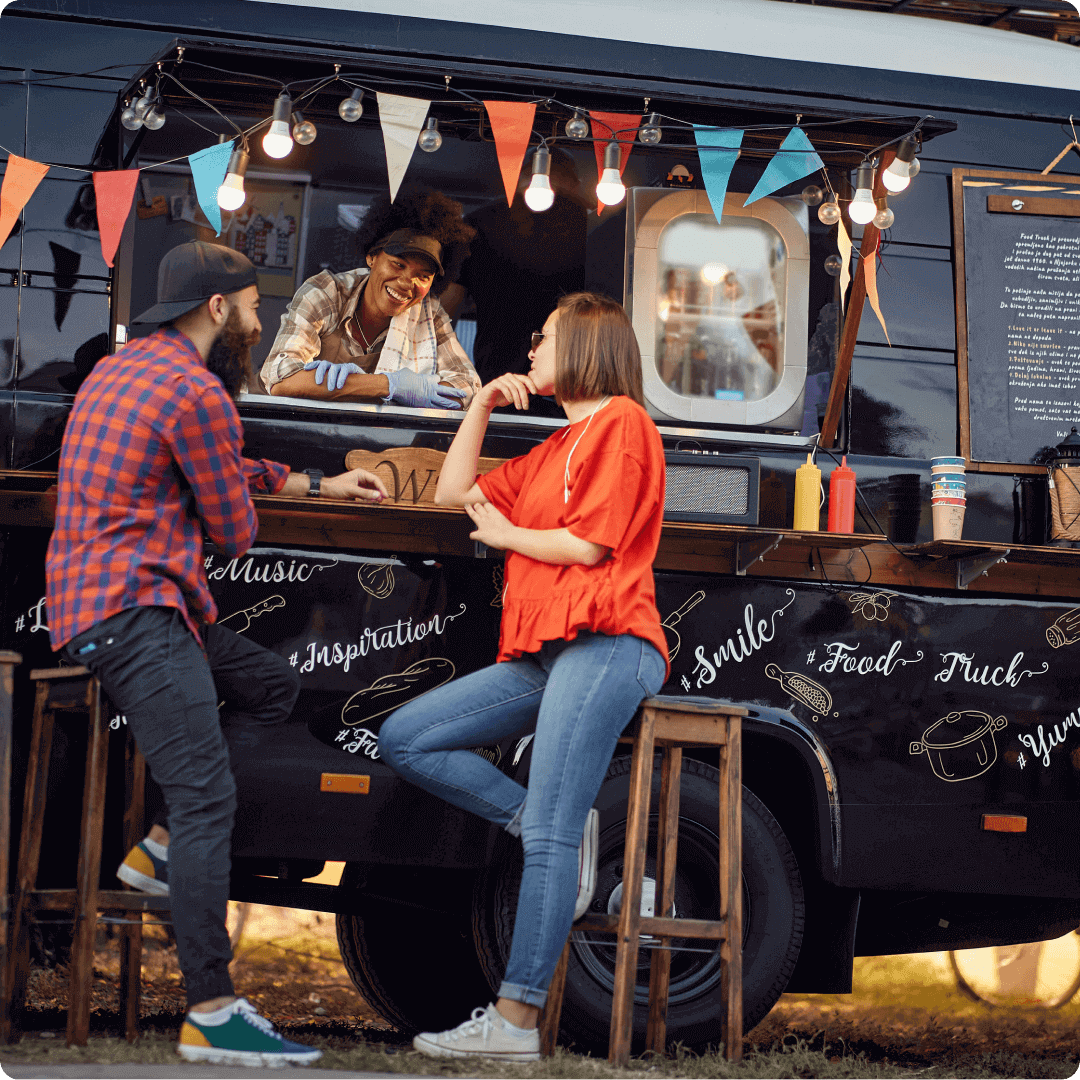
564, 396, 611, 503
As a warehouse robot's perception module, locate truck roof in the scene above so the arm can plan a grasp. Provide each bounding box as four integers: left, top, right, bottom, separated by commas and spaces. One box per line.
248, 0, 1080, 93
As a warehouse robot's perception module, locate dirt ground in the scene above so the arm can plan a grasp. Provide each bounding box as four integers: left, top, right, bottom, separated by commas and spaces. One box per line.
3, 880, 1079, 1079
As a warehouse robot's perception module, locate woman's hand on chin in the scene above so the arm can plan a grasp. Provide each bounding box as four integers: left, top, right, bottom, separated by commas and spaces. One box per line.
476, 373, 539, 412
464, 501, 517, 550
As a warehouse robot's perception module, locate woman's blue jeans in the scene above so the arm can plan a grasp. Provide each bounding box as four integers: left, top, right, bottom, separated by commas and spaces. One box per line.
378, 631, 666, 1008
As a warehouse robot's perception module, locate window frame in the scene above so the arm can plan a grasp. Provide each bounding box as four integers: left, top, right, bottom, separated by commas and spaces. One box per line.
627, 187, 810, 427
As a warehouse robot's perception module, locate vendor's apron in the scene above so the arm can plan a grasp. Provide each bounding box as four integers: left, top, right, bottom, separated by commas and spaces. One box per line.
314, 316, 382, 372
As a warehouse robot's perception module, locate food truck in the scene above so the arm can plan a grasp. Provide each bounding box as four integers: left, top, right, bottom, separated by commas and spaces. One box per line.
1, 0, 1079, 1053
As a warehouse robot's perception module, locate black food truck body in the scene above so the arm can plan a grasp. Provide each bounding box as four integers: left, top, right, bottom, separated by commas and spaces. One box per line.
1, 0, 1079, 1051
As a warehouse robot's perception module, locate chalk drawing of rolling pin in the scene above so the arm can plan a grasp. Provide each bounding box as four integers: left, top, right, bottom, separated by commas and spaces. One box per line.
765, 664, 836, 722
662, 590, 706, 661
218, 595, 286, 634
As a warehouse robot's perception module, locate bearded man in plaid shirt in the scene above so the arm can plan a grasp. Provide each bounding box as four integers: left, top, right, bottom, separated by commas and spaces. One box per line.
45, 241, 387, 1067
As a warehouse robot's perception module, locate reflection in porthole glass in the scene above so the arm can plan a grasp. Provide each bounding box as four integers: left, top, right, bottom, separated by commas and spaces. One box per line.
655, 214, 785, 404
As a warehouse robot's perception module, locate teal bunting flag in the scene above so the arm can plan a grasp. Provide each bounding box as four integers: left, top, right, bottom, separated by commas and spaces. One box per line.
744, 127, 824, 205
694, 127, 744, 224
187, 141, 234, 236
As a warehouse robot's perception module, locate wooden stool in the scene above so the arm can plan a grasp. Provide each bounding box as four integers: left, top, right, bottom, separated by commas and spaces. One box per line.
0, 666, 168, 1046
539, 695, 746, 1066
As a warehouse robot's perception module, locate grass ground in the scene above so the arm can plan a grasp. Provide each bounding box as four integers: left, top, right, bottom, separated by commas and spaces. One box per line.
1, 898, 1077, 1079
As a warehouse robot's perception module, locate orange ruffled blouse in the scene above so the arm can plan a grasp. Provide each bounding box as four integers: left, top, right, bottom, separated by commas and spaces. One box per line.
476, 395, 669, 678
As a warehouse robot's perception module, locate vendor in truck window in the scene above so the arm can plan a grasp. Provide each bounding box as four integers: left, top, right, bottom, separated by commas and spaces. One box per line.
259, 190, 482, 410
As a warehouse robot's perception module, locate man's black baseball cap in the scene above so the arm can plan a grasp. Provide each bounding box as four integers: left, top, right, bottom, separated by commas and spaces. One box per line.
373, 229, 444, 276
132, 241, 259, 324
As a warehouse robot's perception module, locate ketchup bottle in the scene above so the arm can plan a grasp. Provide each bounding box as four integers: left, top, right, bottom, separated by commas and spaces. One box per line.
827, 456, 857, 533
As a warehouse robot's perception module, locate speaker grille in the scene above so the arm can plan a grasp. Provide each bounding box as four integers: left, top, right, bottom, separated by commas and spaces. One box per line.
666, 465, 749, 516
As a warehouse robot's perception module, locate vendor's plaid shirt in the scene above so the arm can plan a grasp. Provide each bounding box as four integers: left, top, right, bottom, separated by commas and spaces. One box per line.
46, 327, 290, 650
259, 269, 480, 403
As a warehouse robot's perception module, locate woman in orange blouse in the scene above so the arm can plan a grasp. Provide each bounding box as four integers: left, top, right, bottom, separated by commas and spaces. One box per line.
379, 293, 668, 1062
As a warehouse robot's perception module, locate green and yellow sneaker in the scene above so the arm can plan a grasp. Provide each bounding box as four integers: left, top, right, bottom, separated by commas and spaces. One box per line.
117, 838, 169, 895
178, 998, 322, 1067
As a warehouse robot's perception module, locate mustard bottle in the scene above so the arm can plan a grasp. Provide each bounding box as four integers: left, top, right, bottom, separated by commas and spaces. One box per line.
793, 453, 821, 531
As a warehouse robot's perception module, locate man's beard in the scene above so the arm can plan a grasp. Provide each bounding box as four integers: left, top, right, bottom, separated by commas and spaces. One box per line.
205, 309, 258, 399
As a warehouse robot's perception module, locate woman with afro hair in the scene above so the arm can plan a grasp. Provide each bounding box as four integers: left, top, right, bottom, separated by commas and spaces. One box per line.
261, 190, 481, 409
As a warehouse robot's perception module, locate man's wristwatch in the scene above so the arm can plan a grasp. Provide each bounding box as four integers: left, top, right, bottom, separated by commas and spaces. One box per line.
302, 468, 324, 497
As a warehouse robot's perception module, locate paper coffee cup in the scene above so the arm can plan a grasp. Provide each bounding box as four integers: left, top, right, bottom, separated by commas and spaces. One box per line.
933, 501, 965, 539
931, 456, 966, 467
930, 466, 966, 476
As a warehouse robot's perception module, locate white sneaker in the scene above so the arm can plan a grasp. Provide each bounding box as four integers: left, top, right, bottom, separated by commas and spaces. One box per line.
575, 808, 599, 921
413, 1003, 540, 1061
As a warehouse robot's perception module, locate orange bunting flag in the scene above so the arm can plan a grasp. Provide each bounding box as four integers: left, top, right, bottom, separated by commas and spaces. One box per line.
484, 101, 536, 207
864, 235, 891, 345
93, 169, 141, 268
589, 111, 639, 212
0, 155, 50, 251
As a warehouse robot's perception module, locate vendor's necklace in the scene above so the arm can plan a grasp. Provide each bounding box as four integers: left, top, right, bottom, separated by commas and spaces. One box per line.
353, 316, 375, 353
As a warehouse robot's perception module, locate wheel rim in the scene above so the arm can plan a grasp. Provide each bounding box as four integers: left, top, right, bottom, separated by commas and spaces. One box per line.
570, 817, 750, 1008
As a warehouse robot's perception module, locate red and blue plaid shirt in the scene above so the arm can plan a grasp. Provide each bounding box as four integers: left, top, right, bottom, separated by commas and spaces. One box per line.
46, 326, 290, 649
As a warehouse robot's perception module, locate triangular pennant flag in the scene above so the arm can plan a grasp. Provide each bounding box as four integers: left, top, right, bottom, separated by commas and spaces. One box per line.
187, 141, 233, 236
0, 155, 50, 250
93, 169, 140, 268
864, 236, 891, 345
744, 127, 824, 205
484, 101, 537, 207
836, 216, 852, 313
378, 93, 430, 202
589, 111, 639, 213
694, 127, 743, 224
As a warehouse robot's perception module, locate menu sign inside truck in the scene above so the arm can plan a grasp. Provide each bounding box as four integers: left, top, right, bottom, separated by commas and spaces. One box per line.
953, 167, 1080, 473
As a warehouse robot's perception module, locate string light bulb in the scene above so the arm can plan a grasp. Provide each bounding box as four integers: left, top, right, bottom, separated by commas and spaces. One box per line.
142, 98, 166, 131
132, 89, 154, 120
338, 88, 364, 122
638, 112, 662, 144
524, 146, 554, 212
292, 111, 317, 145
120, 99, 143, 131
261, 93, 294, 159
418, 117, 442, 152
595, 141, 626, 206
217, 147, 250, 212
565, 109, 589, 140
801, 184, 823, 206
848, 162, 877, 225
873, 201, 895, 229
882, 135, 918, 193
818, 197, 841, 225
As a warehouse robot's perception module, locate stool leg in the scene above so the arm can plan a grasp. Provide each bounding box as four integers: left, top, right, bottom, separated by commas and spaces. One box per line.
538, 939, 570, 1057
118, 738, 145, 1042
646, 745, 681, 1055
609, 707, 656, 1067
67, 683, 108, 1047
2, 684, 55, 1044
719, 718, 742, 1062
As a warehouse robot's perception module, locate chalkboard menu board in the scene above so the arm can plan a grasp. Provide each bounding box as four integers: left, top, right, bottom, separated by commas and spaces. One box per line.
953, 168, 1080, 474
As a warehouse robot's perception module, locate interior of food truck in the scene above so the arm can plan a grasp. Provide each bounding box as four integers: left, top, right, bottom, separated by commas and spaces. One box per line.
75, 45, 953, 444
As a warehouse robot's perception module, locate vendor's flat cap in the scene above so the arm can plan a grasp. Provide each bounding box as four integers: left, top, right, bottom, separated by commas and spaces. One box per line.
133, 241, 258, 324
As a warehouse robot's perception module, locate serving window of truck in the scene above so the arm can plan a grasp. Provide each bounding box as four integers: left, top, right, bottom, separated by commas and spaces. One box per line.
1, 0, 1079, 1054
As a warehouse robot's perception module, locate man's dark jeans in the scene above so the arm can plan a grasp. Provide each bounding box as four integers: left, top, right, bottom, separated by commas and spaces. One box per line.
63, 605, 300, 1008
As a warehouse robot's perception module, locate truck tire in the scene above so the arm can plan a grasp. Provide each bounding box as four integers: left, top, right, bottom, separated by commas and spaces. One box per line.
335, 865, 493, 1033
472, 755, 804, 1054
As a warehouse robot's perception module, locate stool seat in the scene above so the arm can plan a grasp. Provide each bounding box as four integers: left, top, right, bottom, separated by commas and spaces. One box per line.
539, 695, 745, 1066
2, 666, 158, 1046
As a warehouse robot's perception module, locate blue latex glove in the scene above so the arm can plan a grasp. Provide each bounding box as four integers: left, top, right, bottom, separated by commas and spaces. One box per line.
384, 367, 467, 410
303, 359, 363, 393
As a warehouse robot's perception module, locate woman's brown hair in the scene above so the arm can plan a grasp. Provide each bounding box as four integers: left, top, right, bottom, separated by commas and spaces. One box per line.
553, 292, 644, 406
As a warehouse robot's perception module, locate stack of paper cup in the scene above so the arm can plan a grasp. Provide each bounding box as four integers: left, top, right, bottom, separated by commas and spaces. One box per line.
930, 456, 966, 539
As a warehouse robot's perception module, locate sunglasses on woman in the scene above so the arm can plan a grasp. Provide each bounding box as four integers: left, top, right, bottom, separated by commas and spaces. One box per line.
530, 331, 553, 350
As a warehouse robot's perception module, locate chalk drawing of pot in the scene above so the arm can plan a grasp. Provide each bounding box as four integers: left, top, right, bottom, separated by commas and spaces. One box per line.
909, 711, 1008, 782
